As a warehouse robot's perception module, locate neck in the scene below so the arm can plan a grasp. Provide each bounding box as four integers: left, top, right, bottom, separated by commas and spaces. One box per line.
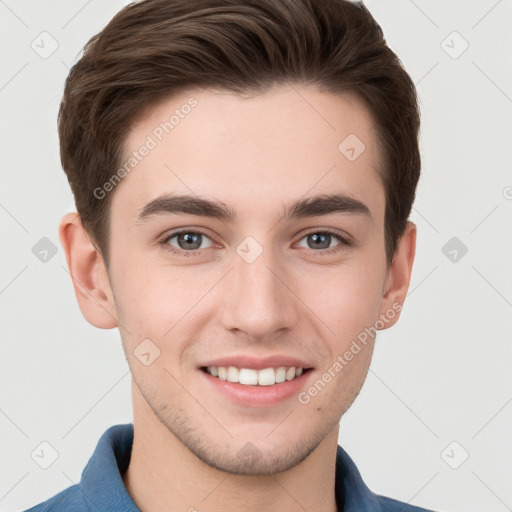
122, 383, 339, 512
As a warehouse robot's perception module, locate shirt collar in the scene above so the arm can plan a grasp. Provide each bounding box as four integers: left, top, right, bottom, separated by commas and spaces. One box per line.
79, 423, 139, 511
78, 423, 382, 511
335, 443, 383, 511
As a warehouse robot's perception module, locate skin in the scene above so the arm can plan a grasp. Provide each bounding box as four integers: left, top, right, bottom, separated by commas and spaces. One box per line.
60, 84, 416, 512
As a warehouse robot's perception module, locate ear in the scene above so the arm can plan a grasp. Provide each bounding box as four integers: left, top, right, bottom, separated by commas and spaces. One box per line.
378, 221, 416, 329
59, 212, 118, 329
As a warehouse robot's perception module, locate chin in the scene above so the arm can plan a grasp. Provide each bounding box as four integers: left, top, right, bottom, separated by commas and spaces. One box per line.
188, 438, 321, 476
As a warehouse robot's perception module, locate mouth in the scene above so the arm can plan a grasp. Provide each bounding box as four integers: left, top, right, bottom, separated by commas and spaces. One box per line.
201, 365, 313, 386
198, 355, 315, 406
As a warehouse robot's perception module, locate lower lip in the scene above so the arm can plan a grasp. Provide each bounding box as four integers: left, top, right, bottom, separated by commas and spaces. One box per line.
199, 368, 313, 407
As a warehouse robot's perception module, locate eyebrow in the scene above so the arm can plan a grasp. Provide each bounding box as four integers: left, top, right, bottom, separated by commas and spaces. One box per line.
136, 192, 372, 223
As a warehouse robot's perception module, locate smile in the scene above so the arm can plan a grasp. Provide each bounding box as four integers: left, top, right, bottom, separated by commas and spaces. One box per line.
202, 366, 310, 386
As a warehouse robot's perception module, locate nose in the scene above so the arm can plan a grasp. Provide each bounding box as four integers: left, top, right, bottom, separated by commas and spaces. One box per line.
219, 239, 299, 340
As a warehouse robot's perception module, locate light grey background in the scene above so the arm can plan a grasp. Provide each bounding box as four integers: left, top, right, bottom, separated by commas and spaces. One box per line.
1, 1, 511, 511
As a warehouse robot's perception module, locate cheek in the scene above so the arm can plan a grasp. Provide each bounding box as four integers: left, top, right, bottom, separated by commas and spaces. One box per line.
111, 257, 214, 356
109, 252, 172, 336
300, 261, 385, 342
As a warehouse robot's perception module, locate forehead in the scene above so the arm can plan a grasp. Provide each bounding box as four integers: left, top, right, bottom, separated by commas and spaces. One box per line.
112, 85, 385, 224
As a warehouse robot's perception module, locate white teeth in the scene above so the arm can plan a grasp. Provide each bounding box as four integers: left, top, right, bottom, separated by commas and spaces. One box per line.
285, 367, 296, 381
226, 366, 239, 383
275, 367, 286, 383
258, 368, 276, 386
205, 366, 306, 386
239, 368, 258, 385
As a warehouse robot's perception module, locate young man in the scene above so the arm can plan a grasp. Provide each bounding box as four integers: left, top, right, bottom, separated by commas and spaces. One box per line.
26, 0, 438, 510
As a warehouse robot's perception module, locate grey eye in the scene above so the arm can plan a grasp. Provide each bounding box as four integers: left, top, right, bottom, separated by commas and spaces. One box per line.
297, 232, 341, 250
167, 231, 213, 251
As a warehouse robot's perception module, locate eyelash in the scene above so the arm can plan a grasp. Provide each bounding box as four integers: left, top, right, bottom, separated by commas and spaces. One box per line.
159, 228, 352, 257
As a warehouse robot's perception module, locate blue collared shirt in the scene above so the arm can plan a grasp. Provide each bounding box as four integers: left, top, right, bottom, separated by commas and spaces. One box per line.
24, 423, 437, 511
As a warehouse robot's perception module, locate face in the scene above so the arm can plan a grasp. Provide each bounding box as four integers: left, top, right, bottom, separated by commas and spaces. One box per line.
100, 85, 402, 475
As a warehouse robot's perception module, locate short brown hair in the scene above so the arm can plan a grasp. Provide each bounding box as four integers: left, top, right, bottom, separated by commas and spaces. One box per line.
58, 0, 420, 267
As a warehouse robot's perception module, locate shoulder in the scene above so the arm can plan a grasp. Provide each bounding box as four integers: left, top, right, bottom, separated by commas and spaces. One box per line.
22, 484, 87, 512
335, 445, 439, 512
376, 494, 438, 512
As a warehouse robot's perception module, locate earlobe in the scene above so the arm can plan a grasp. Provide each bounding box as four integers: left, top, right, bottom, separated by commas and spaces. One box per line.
379, 221, 417, 329
59, 212, 118, 329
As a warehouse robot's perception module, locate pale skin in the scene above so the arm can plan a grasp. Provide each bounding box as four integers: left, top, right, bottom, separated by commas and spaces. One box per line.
60, 84, 416, 512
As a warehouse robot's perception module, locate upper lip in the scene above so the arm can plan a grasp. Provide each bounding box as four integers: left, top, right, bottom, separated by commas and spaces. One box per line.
200, 355, 314, 370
